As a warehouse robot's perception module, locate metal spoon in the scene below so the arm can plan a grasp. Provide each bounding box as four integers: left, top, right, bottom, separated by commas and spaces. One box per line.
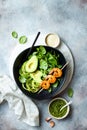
60, 100, 72, 111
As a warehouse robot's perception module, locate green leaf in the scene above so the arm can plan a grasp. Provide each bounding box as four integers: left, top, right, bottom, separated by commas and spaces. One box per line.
12, 31, 18, 38
39, 46, 46, 55
19, 76, 26, 83
19, 36, 27, 44
52, 80, 59, 88
57, 65, 62, 69
48, 87, 52, 93
40, 59, 48, 70
67, 88, 74, 97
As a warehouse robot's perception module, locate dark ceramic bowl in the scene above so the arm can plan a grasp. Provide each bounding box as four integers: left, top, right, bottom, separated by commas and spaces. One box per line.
13, 46, 66, 100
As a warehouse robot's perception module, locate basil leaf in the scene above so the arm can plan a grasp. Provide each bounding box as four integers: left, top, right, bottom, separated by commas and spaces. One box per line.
12, 31, 18, 38
19, 36, 27, 44
67, 88, 74, 97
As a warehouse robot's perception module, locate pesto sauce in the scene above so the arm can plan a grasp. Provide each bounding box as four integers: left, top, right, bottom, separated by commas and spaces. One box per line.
49, 99, 67, 118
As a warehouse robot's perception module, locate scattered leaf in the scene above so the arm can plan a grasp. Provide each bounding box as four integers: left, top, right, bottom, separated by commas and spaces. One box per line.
67, 88, 74, 97
45, 117, 52, 122
12, 31, 18, 38
19, 36, 27, 44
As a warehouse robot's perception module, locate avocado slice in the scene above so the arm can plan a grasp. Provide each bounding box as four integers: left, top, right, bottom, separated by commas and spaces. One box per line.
30, 70, 43, 83
25, 55, 38, 73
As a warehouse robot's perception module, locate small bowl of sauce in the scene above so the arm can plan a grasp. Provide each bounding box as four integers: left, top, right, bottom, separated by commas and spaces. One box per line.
45, 33, 60, 48
48, 97, 70, 119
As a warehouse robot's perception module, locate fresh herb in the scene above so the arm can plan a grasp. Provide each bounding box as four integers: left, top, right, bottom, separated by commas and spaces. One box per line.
12, 31, 18, 38
67, 88, 74, 97
19, 36, 27, 44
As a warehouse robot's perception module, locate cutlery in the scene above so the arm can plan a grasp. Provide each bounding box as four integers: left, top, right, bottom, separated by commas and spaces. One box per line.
60, 100, 72, 111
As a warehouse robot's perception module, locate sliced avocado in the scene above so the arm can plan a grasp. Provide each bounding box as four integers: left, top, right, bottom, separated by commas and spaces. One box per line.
25, 55, 38, 73
30, 70, 43, 83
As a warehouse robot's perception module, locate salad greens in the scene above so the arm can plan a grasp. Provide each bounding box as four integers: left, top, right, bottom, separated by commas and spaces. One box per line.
19, 46, 62, 93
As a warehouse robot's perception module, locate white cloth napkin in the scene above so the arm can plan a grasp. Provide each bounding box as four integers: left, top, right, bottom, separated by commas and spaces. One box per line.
0, 75, 39, 126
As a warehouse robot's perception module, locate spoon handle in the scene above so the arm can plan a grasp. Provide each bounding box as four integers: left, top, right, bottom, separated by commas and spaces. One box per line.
60, 101, 72, 111
26, 32, 40, 58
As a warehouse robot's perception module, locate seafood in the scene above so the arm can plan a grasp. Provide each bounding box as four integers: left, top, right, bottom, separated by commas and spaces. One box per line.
45, 75, 56, 83
49, 68, 62, 78
40, 80, 50, 89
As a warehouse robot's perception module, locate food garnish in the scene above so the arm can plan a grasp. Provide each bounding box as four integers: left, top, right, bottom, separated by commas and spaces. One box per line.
19, 36, 27, 44
67, 88, 74, 97
12, 31, 18, 38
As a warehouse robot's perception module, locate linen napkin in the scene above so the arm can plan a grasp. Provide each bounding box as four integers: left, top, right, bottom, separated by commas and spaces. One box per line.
0, 75, 39, 126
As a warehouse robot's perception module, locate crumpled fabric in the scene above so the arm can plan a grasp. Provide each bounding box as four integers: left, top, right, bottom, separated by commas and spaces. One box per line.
0, 75, 39, 126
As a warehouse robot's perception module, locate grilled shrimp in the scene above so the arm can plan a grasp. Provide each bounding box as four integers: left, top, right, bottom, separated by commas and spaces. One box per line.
49, 68, 62, 78
40, 80, 50, 89
45, 75, 56, 83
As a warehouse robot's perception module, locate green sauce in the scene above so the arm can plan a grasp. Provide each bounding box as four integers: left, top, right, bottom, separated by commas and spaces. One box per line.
49, 99, 67, 118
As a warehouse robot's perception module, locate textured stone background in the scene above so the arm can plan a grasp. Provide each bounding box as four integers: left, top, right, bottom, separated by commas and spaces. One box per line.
0, 0, 87, 130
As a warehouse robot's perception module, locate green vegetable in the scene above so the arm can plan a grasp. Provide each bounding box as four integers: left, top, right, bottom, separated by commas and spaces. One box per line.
19, 36, 27, 44
18, 46, 63, 93
49, 99, 67, 118
40, 59, 48, 70
19, 76, 26, 83
52, 80, 59, 88
12, 31, 18, 38
25, 79, 40, 93
67, 88, 74, 97
48, 87, 52, 93
25, 55, 38, 73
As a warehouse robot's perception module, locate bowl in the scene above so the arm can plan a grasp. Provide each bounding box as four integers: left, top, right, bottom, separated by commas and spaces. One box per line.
13, 45, 66, 100
45, 33, 60, 48
48, 97, 70, 119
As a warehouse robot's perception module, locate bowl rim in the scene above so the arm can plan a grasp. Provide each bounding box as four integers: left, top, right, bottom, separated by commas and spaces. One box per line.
13, 45, 67, 100
48, 97, 70, 119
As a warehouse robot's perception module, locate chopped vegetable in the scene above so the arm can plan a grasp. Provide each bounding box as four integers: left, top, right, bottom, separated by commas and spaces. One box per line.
19, 36, 27, 44
67, 88, 74, 97
12, 31, 18, 38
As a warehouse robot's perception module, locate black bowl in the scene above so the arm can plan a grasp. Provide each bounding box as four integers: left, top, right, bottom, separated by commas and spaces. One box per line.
13, 46, 66, 100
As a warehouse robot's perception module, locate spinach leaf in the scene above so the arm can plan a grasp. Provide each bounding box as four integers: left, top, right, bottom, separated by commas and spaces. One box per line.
19, 36, 27, 44
67, 88, 74, 97
40, 59, 48, 70
12, 31, 18, 38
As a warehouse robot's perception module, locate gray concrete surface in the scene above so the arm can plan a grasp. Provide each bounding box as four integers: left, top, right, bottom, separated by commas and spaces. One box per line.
0, 0, 87, 130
